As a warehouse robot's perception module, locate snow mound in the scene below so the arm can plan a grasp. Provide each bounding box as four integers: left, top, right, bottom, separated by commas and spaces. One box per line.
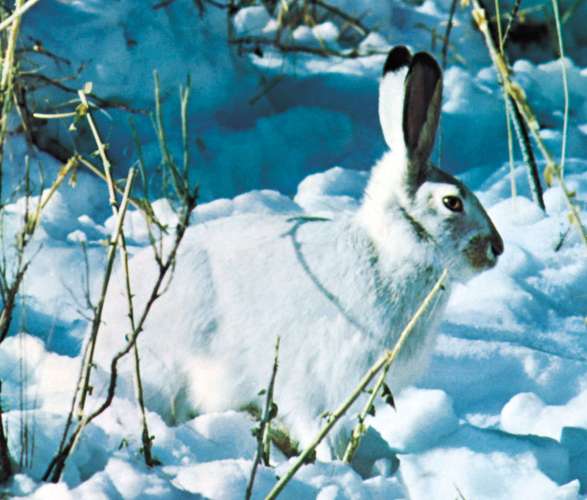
370, 388, 458, 453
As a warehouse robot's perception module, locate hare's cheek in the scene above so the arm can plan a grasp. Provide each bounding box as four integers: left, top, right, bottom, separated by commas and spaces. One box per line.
463, 235, 495, 271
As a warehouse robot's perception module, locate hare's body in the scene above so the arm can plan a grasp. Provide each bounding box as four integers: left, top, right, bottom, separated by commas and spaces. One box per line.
96, 47, 503, 457
99, 208, 448, 450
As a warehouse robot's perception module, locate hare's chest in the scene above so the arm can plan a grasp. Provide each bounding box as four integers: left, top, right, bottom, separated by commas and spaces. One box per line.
373, 267, 450, 388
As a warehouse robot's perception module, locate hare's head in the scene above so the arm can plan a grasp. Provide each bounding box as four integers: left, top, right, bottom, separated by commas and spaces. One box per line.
362, 46, 503, 281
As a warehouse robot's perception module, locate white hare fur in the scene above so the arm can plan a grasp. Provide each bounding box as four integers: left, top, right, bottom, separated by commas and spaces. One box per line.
96, 47, 503, 459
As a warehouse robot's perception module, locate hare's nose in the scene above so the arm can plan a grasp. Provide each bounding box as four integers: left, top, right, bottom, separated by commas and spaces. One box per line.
491, 234, 504, 257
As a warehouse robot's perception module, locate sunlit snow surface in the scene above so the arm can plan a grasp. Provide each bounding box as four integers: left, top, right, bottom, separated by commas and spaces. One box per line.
1, 0, 587, 498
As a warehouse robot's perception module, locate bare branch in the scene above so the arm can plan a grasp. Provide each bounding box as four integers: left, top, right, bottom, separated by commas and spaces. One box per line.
245, 337, 280, 500
0, 382, 13, 483
20, 72, 147, 115
45, 190, 197, 483
471, 0, 587, 247
44, 168, 137, 482
0, 0, 41, 33
231, 36, 386, 59
311, 0, 369, 36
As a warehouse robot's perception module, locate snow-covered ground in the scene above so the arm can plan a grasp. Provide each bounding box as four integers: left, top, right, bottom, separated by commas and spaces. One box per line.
1, 0, 586, 498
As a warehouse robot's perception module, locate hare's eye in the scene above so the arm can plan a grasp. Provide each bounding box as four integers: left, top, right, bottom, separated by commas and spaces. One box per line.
442, 195, 463, 212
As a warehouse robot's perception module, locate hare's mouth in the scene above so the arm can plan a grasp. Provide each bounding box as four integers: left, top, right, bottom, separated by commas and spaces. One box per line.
463, 235, 500, 271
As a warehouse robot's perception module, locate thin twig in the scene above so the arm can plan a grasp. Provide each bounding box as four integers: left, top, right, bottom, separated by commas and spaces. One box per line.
46, 93, 138, 477
123, 218, 160, 467
37, 156, 79, 213
0, 155, 76, 343
129, 118, 149, 198
125, 81, 195, 459
77, 157, 166, 232
561, 0, 584, 23
45, 189, 197, 483
77, 90, 168, 231
78, 90, 117, 214
245, 337, 280, 500
494, 0, 518, 199
502, 0, 522, 46
311, 0, 368, 36
0, 0, 40, 33
416, 23, 467, 65
127, 77, 194, 467
471, 0, 587, 247
342, 363, 391, 463
17, 40, 72, 66
249, 75, 286, 106
342, 267, 445, 463
0, 0, 24, 91
471, 1, 548, 159
153, 0, 176, 9
474, 0, 545, 210
508, 97, 545, 210
32, 111, 77, 119
76, 169, 135, 415
44, 168, 137, 482
266, 269, 449, 499
180, 78, 191, 179
455, 483, 468, 500
494, 0, 504, 53
441, 0, 458, 69
0, 381, 12, 483
132, 337, 160, 466
71, 90, 128, 419
21, 73, 148, 115
231, 36, 386, 59
153, 71, 185, 202
44, 85, 167, 480
438, 0, 459, 167
504, 86, 517, 198
0, 0, 25, 200
551, 0, 569, 177
0, 261, 28, 342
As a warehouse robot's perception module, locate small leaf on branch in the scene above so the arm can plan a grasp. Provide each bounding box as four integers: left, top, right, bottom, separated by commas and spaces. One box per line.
381, 383, 396, 410
568, 211, 577, 225
268, 402, 278, 420
543, 163, 557, 187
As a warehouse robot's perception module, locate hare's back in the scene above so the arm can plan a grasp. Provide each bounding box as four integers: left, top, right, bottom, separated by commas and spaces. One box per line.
185, 213, 372, 339
121, 213, 373, 362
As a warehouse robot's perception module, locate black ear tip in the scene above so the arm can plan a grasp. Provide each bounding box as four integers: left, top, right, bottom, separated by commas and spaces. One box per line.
410, 52, 442, 79
383, 46, 412, 75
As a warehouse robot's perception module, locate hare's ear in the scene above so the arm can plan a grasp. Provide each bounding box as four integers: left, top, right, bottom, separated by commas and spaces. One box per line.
378, 46, 412, 152
403, 52, 442, 165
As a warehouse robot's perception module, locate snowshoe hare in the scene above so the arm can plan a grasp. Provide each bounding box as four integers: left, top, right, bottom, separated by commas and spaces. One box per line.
97, 46, 503, 458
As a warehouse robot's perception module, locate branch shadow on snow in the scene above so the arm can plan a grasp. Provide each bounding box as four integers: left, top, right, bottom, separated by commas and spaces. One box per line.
282, 216, 371, 338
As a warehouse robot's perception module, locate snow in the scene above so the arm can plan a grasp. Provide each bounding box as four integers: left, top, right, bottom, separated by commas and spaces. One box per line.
291, 22, 340, 49
1, 0, 586, 499
370, 388, 458, 453
312, 23, 340, 45
401, 447, 579, 500
233, 6, 272, 36
501, 390, 587, 441
294, 167, 368, 213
